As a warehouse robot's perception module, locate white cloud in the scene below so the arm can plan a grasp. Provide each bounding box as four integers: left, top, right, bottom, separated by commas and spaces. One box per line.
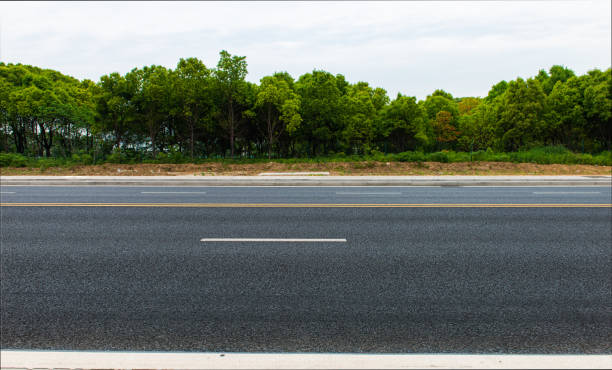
1, 1, 610, 99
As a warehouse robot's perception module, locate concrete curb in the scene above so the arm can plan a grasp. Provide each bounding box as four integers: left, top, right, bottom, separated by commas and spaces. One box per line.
1, 175, 611, 186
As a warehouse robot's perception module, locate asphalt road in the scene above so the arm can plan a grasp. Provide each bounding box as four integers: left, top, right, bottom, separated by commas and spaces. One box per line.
1, 185, 611, 204
1, 186, 611, 353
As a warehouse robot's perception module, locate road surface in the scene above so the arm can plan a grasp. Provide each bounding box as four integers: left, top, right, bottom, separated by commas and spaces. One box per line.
1, 186, 610, 353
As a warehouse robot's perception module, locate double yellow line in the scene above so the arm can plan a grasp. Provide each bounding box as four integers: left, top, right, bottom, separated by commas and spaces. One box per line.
1, 203, 610, 208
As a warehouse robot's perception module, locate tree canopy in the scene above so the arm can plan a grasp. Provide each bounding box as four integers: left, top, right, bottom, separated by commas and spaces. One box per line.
1, 60, 610, 161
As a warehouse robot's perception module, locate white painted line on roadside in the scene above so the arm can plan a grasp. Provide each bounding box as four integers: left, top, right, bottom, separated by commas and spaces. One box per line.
258, 172, 330, 176
0, 191, 16, 193
462, 185, 609, 188
533, 191, 601, 194
3, 184, 607, 188
201, 238, 347, 243
336, 192, 402, 195
1, 351, 610, 370
141, 191, 207, 194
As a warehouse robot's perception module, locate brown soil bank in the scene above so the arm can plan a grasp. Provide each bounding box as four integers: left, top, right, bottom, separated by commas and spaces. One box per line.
2, 161, 611, 176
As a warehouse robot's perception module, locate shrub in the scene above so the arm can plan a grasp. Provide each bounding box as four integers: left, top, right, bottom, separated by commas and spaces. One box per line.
37, 158, 61, 170
70, 153, 94, 165
0, 153, 28, 167
427, 151, 449, 163
396, 151, 426, 162
445, 151, 471, 163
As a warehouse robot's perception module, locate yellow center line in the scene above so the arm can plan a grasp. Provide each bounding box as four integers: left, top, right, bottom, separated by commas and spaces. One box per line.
0, 203, 610, 208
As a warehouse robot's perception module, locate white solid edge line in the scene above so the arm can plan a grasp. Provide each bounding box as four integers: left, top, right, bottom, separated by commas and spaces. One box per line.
532, 192, 601, 194
336, 192, 402, 195
141, 191, 207, 194
201, 238, 347, 242
1, 351, 611, 370
0, 185, 608, 188
0, 191, 16, 193
258, 172, 330, 176
460, 185, 609, 188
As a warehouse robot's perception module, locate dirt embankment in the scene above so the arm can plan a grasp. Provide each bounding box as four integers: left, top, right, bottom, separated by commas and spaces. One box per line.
2, 161, 611, 176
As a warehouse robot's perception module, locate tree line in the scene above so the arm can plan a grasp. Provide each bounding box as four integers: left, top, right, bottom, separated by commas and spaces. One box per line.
1, 51, 610, 163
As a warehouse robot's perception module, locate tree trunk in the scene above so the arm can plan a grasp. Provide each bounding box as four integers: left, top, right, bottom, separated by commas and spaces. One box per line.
229, 98, 235, 157
267, 105, 272, 159
114, 118, 122, 151
39, 122, 53, 157
11, 121, 26, 154
190, 119, 195, 160
67, 123, 72, 155
86, 127, 90, 152
150, 127, 157, 159
31, 120, 42, 156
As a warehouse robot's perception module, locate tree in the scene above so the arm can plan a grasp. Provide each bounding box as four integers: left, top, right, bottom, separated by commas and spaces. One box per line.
340, 82, 387, 154
582, 69, 612, 150
0, 78, 12, 152
254, 75, 301, 158
496, 78, 547, 151
457, 97, 481, 115
295, 70, 344, 156
430, 89, 454, 101
0, 59, 609, 162
129, 65, 173, 158
175, 58, 213, 159
457, 100, 498, 152
485, 80, 508, 102
422, 93, 460, 149
95, 72, 134, 152
379, 94, 429, 152
433, 110, 460, 145
214, 50, 248, 157
546, 76, 586, 148
536, 65, 575, 95
423, 93, 459, 121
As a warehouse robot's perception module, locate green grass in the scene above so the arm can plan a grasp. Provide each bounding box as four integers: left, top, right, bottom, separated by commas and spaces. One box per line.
2, 146, 611, 168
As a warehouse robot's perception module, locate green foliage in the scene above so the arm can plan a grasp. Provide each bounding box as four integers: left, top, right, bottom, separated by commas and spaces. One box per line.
105, 149, 123, 164
485, 81, 508, 102
0, 153, 28, 167
535, 65, 576, 95
255, 75, 302, 158
71, 153, 93, 165
396, 151, 426, 162
294, 70, 344, 155
1, 59, 610, 166
379, 95, 429, 152
36, 157, 60, 170
496, 78, 548, 151
427, 151, 450, 163
214, 50, 249, 157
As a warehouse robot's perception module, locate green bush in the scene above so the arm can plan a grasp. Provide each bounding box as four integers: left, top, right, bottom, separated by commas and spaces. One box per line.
37, 158, 61, 170
152, 151, 188, 164
70, 153, 94, 165
510, 146, 581, 165
0, 153, 28, 167
2, 145, 611, 168
593, 151, 612, 166
396, 151, 426, 162
427, 151, 449, 163
444, 151, 471, 163
106, 151, 121, 163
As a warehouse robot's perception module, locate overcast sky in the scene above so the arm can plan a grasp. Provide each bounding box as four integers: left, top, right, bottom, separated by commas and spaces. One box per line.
1, 1, 610, 99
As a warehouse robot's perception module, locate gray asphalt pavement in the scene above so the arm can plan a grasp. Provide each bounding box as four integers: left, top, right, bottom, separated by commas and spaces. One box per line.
1, 186, 611, 353
1, 185, 611, 204
2, 175, 611, 187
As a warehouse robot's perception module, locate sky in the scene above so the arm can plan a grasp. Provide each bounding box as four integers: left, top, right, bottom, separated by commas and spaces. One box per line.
0, 1, 610, 100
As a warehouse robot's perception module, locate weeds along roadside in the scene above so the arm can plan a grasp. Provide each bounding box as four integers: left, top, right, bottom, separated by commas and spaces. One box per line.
1, 146, 611, 170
